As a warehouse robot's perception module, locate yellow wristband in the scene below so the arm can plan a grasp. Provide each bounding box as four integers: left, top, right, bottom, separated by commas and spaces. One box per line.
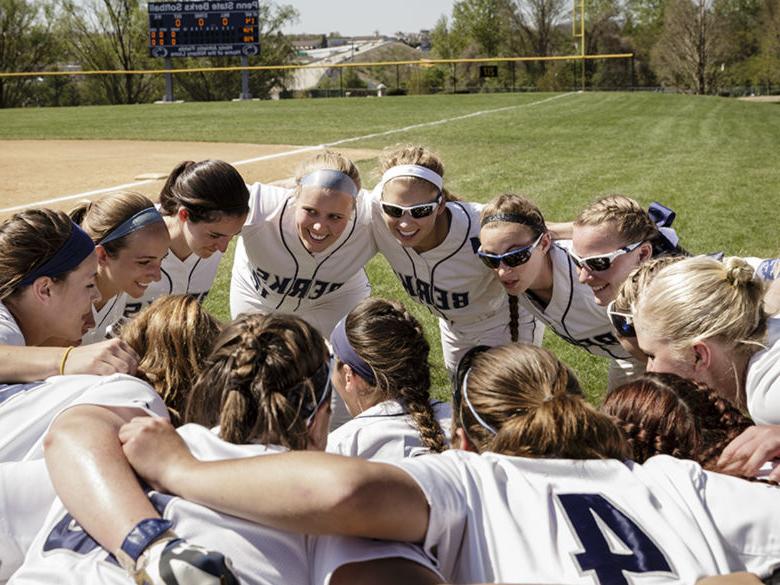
59, 346, 75, 376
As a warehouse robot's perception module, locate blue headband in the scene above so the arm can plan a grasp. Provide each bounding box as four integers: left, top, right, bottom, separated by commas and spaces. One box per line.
299, 170, 358, 197
329, 317, 376, 386
461, 368, 497, 435
19, 221, 96, 287
99, 207, 164, 246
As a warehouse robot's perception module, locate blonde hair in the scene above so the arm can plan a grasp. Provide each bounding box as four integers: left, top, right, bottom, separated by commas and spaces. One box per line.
575, 195, 658, 246
458, 344, 630, 459
185, 313, 328, 449
612, 256, 683, 313
636, 256, 768, 359
120, 295, 221, 425
380, 145, 459, 202
69, 191, 158, 256
294, 150, 361, 192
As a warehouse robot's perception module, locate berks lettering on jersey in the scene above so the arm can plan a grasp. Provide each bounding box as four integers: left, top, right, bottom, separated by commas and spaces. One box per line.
394, 271, 469, 310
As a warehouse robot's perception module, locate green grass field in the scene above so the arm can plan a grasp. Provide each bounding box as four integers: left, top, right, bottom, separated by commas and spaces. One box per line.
2, 92, 778, 402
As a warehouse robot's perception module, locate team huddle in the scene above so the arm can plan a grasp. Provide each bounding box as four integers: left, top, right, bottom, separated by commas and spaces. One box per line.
1, 145, 779, 585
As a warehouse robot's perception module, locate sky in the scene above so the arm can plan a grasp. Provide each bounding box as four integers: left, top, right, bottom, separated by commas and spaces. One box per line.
281, 0, 457, 37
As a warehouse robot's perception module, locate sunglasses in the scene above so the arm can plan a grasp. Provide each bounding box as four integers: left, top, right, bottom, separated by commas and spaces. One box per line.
569, 241, 643, 272
380, 195, 441, 219
607, 300, 636, 338
477, 233, 544, 270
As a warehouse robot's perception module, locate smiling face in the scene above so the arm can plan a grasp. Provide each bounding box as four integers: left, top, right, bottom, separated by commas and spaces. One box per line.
98, 222, 171, 299
478, 222, 549, 295
380, 178, 444, 252
48, 251, 101, 340
294, 186, 354, 254
571, 222, 651, 306
180, 210, 247, 258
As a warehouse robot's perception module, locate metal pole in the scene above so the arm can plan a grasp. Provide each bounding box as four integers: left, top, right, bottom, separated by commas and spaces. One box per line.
580, 0, 586, 91
164, 57, 174, 102
239, 55, 251, 100
339, 66, 343, 97
396, 64, 400, 90
511, 61, 515, 92
451, 62, 456, 93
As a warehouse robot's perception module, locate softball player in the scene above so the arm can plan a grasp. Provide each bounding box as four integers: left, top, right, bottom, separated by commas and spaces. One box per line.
230, 151, 376, 337
122, 160, 249, 319
0, 209, 138, 381
326, 298, 451, 461
118, 343, 780, 585
635, 256, 780, 425
371, 146, 542, 372
69, 192, 170, 344
479, 193, 642, 388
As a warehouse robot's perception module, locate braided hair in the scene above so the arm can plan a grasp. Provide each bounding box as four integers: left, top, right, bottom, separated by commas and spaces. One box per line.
185, 313, 329, 449
601, 373, 753, 470
344, 297, 447, 453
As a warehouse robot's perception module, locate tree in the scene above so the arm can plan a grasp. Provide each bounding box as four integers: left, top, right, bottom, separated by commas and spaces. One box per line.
450, 0, 519, 57
651, 0, 726, 93
60, 0, 157, 104
512, 0, 570, 77
0, 0, 59, 107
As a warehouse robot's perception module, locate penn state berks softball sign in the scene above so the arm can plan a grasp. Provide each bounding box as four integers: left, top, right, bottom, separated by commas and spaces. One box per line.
148, 1, 260, 58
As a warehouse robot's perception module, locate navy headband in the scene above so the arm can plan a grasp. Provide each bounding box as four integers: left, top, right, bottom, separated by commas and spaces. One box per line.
299, 169, 358, 197
99, 207, 164, 246
480, 213, 538, 228
19, 221, 96, 287
329, 317, 376, 386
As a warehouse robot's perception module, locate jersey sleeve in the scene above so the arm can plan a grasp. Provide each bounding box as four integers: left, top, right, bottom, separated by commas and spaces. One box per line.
0, 303, 25, 346
745, 318, 780, 425
392, 452, 470, 577
245, 182, 293, 226
701, 468, 780, 577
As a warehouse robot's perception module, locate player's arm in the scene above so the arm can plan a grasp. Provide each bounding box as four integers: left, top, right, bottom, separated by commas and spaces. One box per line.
120, 416, 429, 542
0, 339, 138, 382
717, 424, 780, 482
765, 278, 780, 315
44, 404, 160, 554
696, 574, 763, 585
546, 221, 573, 240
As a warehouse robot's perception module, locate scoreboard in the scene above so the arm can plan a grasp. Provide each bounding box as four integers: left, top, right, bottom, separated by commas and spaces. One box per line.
148, 1, 260, 58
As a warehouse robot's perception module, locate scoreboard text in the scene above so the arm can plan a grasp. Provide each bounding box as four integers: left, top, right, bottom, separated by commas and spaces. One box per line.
148, 1, 260, 58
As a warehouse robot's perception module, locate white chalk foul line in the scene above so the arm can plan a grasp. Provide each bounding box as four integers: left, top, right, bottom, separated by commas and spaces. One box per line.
1, 92, 577, 213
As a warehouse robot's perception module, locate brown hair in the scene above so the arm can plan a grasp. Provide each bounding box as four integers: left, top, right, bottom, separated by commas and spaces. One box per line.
602, 373, 753, 470
344, 298, 447, 453
69, 191, 158, 256
575, 195, 686, 256
158, 160, 249, 223
0, 209, 76, 300
459, 343, 630, 460
380, 145, 459, 202
120, 295, 221, 425
185, 313, 328, 449
295, 150, 362, 193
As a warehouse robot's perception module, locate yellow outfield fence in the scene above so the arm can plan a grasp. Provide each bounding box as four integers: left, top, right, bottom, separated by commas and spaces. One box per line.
0, 53, 634, 78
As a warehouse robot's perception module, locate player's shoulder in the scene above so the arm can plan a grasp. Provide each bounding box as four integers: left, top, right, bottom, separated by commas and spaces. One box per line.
247, 182, 294, 223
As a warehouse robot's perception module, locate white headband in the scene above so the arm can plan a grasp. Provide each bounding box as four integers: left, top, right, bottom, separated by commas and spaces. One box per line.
380, 164, 444, 192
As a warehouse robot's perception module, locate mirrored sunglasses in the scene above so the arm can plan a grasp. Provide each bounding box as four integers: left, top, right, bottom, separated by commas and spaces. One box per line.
380, 196, 441, 219
477, 233, 544, 270
607, 300, 636, 338
569, 241, 643, 272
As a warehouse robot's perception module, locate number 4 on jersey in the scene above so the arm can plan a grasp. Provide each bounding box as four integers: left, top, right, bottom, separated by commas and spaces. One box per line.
558, 493, 675, 585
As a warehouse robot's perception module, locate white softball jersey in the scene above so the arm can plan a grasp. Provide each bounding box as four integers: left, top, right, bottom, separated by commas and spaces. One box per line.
395, 450, 780, 584
519, 243, 643, 386
326, 399, 452, 461
370, 194, 543, 372
0, 374, 167, 463
0, 302, 25, 346
80, 293, 128, 345
0, 375, 166, 583
740, 256, 780, 281
9, 424, 438, 585
230, 183, 376, 337
122, 251, 222, 320
746, 316, 780, 425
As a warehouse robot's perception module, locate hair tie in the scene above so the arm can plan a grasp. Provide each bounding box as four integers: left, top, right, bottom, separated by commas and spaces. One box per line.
380, 164, 443, 192
330, 317, 376, 386
99, 207, 164, 245
648, 202, 680, 253
19, 221, 96, 287
299, 169, 358, 197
